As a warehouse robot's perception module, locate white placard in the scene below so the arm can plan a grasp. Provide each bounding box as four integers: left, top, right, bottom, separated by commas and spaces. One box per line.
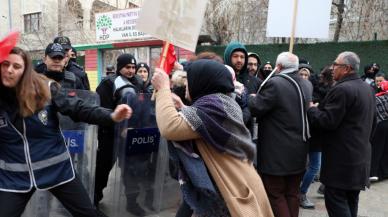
136, 0, 208, 52
95, 8, 151, 42
266, 0, 332, 38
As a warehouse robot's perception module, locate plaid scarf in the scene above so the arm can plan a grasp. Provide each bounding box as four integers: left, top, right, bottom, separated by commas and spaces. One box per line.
180, 93, 256, 161
376, 94, 388, 123
169, 93, 255, 217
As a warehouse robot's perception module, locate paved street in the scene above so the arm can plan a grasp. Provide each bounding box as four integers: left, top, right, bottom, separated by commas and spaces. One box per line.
99, 177, 388, 217
300, 180, 388, 217
21, 174, 388, 217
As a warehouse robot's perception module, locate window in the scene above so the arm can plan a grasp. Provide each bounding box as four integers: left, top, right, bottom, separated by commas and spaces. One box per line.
24, 12, 41, 33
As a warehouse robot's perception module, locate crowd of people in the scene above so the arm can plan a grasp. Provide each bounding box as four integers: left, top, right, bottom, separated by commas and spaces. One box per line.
1, 32, 387, 217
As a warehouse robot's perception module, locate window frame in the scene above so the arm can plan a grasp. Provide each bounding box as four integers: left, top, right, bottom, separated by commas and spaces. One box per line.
24, 12, 42, 33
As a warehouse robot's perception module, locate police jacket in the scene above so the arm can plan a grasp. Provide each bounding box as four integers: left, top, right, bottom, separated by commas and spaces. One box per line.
113, 75, 139, 100
42, 69, 84, 90
66, 61, 90, 90
96, 75, 142, 136
0, 83, 114, 192
35, 62, 85, 90
97, 74, 143, 108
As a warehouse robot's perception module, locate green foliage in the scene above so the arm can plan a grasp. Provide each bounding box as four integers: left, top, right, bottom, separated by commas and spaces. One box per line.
196, 40, 388, 74
96, 15, 112, 29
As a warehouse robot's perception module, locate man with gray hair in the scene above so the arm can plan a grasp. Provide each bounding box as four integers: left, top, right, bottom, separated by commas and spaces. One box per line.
249, 52, 311, 217
308, 51, 375, 217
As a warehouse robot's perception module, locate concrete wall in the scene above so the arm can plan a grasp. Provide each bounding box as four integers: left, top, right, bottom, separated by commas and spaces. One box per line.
0, 0, 11, 35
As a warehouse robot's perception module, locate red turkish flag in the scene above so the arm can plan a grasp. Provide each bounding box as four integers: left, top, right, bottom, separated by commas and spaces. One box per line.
159, 42, 176, 75
0, 32, 20, 63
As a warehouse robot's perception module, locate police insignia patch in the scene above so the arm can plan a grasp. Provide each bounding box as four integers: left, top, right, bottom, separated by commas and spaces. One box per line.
38, 110, 48, 125
51, 43, 63, 52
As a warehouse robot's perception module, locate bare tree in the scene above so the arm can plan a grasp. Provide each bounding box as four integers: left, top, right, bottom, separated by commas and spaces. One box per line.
203, 0, 268, 45
332, 0, 345, 42
18, 0, 388, 51
339, 0, 387, 41
202, 0, 388, 45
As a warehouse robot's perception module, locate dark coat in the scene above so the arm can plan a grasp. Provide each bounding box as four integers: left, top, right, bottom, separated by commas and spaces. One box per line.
237, 72, 262, 94
66, 61, 90, 90
45, 70, 84, 90
249, 71, 311, 176
35, 62, 85, 90
96, 74, 142, 139
309, 81, 333, 152
96, 74, 119, 139
307, 73, 376, 190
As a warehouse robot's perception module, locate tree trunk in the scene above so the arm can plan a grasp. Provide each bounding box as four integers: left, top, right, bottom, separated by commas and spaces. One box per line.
58, 0, 63, 35
333, 0, 345, 42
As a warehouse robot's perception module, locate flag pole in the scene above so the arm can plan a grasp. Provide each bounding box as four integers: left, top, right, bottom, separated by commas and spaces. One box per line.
289, 0, 299, 53
151, 41, 171, 101
159, 41, 170, 68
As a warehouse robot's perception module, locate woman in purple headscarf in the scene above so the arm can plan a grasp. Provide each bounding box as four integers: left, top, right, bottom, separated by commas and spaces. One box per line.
151, 59, 273, 217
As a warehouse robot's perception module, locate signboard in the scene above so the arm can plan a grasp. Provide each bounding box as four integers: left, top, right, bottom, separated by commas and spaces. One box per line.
126, 128, 160, 156
266, 0, 332, 39
95, 8, 151, 42
63, 130, 85, 154
136, 0, 208, 52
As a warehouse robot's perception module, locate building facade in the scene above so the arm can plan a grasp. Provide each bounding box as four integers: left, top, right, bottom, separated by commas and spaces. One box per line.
0, 0, 140, 54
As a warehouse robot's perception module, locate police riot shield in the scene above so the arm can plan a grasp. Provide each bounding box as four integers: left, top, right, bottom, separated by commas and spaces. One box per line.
22, 89, 99, 217
98, 92, 180, 217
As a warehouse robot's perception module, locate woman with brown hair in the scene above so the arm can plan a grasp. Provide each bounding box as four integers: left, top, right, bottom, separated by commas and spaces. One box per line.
152, 59, 273, 217
0, 47, 132, 217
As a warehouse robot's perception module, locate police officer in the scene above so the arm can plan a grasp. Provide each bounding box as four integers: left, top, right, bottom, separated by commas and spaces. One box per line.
94, 54, 144, 212
0, 46, 132, 217
69, 46, 77, 63
39, 43, 84, 89
105, 64, 115, 76
54, 36, 91, 90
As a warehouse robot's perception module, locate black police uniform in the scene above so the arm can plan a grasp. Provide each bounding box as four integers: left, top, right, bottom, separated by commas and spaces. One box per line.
66, 61, 91, 90
53, 36, 90, 90
93, 74, 117, 207
35, 41, 86, 91
36, 63, 85, 90
94, 74, 143, 206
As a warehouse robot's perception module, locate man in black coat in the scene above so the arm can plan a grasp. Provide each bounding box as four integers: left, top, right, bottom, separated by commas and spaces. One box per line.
94, 53, 148, 216
249, 52, 311, 217
308, 51, 376, 217
54, 36, 91, 90
39, 43, 84, 90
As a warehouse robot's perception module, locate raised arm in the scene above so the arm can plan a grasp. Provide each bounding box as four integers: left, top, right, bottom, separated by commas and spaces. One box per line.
51, 84, 131, 126
152, 68, 200, 141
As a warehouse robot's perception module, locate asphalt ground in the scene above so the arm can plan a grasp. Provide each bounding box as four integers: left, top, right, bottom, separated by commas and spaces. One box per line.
299, 179, 388, 217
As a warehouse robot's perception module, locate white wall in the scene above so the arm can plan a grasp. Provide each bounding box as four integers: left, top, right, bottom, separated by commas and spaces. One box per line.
0, 0, 11, 36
